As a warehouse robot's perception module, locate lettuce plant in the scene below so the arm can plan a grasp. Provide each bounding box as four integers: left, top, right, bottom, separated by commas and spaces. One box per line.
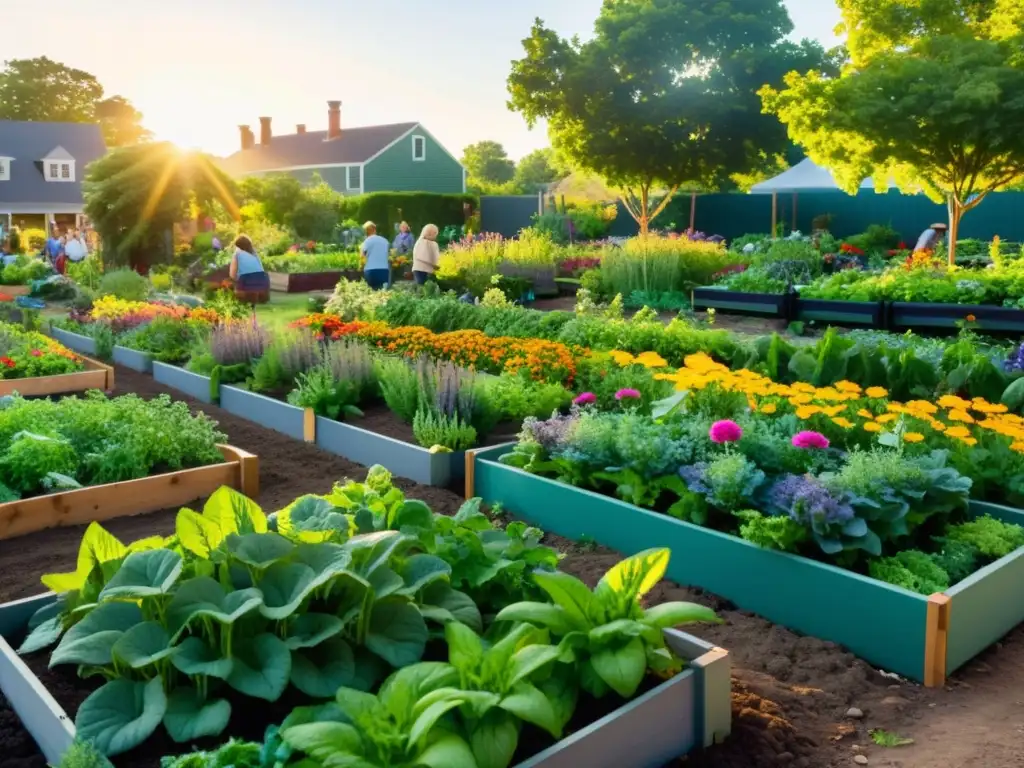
497, 548, 718, 699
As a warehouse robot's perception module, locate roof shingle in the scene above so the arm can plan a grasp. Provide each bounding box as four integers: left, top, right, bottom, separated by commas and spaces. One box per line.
0, 121, 106, 205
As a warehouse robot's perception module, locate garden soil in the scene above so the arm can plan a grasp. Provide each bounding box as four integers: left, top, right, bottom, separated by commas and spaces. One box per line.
0, 367, 1021, 767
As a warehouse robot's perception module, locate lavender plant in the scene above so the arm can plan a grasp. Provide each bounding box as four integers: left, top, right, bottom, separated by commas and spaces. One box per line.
209, 318, 269, 367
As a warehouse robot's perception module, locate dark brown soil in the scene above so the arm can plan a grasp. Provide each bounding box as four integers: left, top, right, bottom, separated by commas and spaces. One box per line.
322, 402, 521, 448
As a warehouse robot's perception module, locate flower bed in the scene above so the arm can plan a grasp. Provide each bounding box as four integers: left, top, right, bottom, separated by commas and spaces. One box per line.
0, 323, 111, 397
0, 473, 730, 765
691, 286, 791, 317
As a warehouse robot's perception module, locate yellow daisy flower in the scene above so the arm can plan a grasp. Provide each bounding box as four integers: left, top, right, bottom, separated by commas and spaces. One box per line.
832, 417, 854, 429
1011, 441, 1024, 453
876, 414, 898, 424
905, 400, 938, 415
796, 405, 821, 419
789, 394, 814, 406
792, 382, 816, 394
955, 436, 978, 447
635, 351, 669, 369
865, 387, 889, 399
945, 426, 972, 439
863, 422, 883, 433
857, 409, 875, 420
938, 395, 970, 410
836, 381, 862, 394
903, 432, 925, 443
760, 403, 778, 415
948, 409, 976, 424
610, 350, 635, 367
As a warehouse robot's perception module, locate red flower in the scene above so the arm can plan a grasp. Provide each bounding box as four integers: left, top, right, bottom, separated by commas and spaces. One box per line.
0, 357, 15, 368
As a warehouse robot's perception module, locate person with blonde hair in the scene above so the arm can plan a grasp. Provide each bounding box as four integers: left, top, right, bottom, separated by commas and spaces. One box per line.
361, 221, 391, 290
412, 224, 440, 285
392, 221, 414, 256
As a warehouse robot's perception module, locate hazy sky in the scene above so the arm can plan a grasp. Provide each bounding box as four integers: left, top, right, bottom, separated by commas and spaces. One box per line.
4, 1, 841, 160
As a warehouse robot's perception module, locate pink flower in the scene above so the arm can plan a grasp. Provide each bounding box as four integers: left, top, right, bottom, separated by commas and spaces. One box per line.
614, 388, 642, 401
574, 392, 597, 406
792, 431, 830, 450
30, 349, 42, 357
709, 420, 743, 444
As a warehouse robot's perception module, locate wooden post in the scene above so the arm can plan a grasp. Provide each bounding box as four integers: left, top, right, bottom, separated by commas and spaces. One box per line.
689, 193, 696, 232
464, 450, 476, 500
924, 593, 951, 687
771, 192, 778, 237
791, 192, 798, 232
302, 408, 316, 443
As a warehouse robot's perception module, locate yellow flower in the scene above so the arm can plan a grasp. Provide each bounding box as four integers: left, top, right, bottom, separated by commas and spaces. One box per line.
948, 409, 976, 424
796, 405, 821, 419
938, 395, 970, 410
831, 417, 854, 429
635, 351, 668, 369
1011, 441, 1024, 453
815, 388, 844, 402
760, 403, 778, 415
886, 403, 906, 414
789, 394, 814, 406
876, 414, 898, 424
955, 436, 978, 447
905, 400, 938, 415
609, 350, 635, 367
863, 422, 883, 433
865, 387, 889, 399
857, 409, 875, 420
822, 405, 847, 417
836, 380, 862, 394
972, 400, 1009, 414
945, 426, 972, 439
903, 432, 925, 443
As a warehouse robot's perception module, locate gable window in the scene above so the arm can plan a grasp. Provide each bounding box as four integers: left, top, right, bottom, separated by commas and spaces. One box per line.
44, 159, 75, 182
347, 165, 361, 191
61, 163, 70, 179
49, 163, 59, 179
0, 158, 10, 181
412, 135, 426, 162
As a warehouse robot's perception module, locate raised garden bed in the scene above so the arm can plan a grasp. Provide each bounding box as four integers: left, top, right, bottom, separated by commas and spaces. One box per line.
111, 345, 153, 373
467, 446, 1024, 686
794, 298, 886, 327
0, 356, 113, 398
0, 285, 31, 297
152, 361, 215, 403
47, 326, 96, 356
890, 302, 1024, 333
268, 270, 344, 293
0, 443, 258, 541
691, 287, 790, 318
0, 592, 730, 768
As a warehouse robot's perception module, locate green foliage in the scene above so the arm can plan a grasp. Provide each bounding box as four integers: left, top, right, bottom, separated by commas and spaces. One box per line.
462, 140, 516, 186
868, 550, 950, 595
946, 514, 1024, 559
928, 537, 979, 584
158, 739, 261, 768
377, 356, 421, 423
56, 739, 116, 768
287, 343, 376, 421
324, 278, 390, 320
733, 509, 809, 552
412, 409, 477, 451
338, 193, 477, 242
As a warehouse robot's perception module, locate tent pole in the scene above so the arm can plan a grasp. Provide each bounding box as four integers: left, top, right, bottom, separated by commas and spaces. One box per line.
689, 193, 696, 232
771, 192, 778, 237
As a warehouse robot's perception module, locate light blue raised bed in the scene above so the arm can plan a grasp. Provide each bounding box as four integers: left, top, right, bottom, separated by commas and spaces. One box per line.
47, 326, 97, 356
111, 345, 153, 373
152, 361, 216, 403
220, 386, 306, 441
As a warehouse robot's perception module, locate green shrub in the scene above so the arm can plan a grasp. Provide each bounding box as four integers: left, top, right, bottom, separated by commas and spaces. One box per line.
339, 192, 478, 240
946, 515, 1024, 559
869, 550, 950, 595
98, 267, 149, 301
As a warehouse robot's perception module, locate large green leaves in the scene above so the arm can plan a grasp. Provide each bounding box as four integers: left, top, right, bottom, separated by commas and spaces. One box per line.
531, 571, 595, 628
643, 601, 719, 629
176, 487, 268, 558
224, 532, 295, 569
50, 602, 142, 667
366, 598, 428, 668
591, 637, 647, 697
284, 613, 345, 650
257, 562, 317, 620
165, 577, 262, 638
227, 633, 291, 700
76, 678, 166, 757
41, 523, 127, 593
282, 722, 364, 763
596, 548, 668, 602
290, 636, 356, 698
99, 549, 183, 600
171, 637, 233, 680
111, 622, 175, 669
470, 709, 519, 768
163, 688, 231, 743
19, 599, 66, 654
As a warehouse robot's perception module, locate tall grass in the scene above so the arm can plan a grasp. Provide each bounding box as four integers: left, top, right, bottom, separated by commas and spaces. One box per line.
599, 236, 744, 295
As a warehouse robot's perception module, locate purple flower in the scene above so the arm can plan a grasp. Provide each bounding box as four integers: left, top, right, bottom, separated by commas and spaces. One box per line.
615, 388, 642, 401
792, 431, 830, 450
573, 392, 597, 406
768, 475, 854, 526
709, 420, 743, 444
522, 411, 579, 451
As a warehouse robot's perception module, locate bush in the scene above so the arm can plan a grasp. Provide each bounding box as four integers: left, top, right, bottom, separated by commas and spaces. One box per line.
21, 228, 47, 253
98, 267, 149, 301
339, 192, 477, 239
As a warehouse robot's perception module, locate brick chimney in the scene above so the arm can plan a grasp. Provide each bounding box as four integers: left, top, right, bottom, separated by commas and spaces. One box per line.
327, 101, 342, 140
296, 124, 307, 135
238, 125, 254, 151
259, 116, 272, 146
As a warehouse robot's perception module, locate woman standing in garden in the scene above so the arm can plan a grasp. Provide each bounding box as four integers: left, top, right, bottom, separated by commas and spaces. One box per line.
229, 235, 270, 303
361, 221, 391, 290
392, 221, 414, 256
412, 223, 440, 285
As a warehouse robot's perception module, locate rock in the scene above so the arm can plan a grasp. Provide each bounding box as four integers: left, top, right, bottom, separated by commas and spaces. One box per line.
887, 684, 901, 690
776, 752, 794, 764
851, 745, 862, 752
854, 755, 869, 765
880, 696, 908, 707
845, 707, 864, 719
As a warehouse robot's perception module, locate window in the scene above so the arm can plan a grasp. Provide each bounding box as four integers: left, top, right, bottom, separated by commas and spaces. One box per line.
61, 163, 70, 179
49, 163, 59, 179
0, 159, 9, 181
44, 159, 75, 182
347, 166, 361, 191
412, 135, 426, 162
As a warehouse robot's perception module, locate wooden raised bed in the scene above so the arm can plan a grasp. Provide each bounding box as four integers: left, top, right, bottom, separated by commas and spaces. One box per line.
467, 446, 1024, 686
268, 270, 344, 293
0, 355, 113, 397
0, 444, 258, 541
0, 593, 729, 768
691, 287, 791, 318
0, 285, 31, 297
890, 302, 1024, 333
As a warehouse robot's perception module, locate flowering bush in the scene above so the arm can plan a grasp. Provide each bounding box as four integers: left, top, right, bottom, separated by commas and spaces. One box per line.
0, 324, 83, 380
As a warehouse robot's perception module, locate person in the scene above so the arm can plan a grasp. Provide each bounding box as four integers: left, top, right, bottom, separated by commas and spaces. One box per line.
361, 221, 391, 290
229, 235, 270, 303
914, 223, 947, 252
392, 221, 414, 256
42, 227, 64, 268
412, 224, 440, 285
64, 228, 88, 265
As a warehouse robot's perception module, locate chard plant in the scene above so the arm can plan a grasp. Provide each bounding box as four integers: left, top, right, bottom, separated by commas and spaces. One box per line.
497, 548, 719, 698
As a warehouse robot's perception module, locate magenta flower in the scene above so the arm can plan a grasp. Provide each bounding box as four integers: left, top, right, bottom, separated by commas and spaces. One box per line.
709, 420, 743, 444
614, 388, 642, 401
792, 431, 830, 450
29, 349, 42, 357
573, 392, 597, 406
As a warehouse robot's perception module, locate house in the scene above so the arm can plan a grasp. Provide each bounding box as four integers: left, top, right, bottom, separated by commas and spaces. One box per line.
220, 101, 466, 195
0, 120, 107, 234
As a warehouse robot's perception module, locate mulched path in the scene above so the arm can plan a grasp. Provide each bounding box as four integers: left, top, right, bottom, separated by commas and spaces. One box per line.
2, 367, 1022, 768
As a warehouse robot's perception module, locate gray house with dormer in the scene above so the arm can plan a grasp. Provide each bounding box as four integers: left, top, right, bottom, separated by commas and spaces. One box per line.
0, 121, 107, 233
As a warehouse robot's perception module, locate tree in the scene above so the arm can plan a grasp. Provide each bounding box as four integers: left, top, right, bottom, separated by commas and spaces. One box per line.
507, 1, 834, 233
462, 140, 516, 186
513, 148, 565, 192
762, 4, 1024, 264
0, 57, 149, 146
84, 143, 238, 270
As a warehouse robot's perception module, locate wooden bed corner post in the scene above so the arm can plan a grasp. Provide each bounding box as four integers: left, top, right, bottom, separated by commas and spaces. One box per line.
924, 593, 951, 687
105, 362, 115, 391
464, 450, 476, 500
302, 408, 316, 443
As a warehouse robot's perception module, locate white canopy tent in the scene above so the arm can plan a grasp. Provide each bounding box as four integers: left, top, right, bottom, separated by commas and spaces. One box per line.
749, 158, 881, 235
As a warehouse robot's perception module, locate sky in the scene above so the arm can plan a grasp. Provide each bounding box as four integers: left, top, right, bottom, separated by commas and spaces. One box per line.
4, 0, 841, 161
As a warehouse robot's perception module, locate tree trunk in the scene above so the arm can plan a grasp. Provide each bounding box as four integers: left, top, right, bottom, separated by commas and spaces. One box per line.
947, 196, 963, 267
638, 186, 650, 236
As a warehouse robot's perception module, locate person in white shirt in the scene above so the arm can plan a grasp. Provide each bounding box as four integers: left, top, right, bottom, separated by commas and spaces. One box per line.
64, 228, 88, 263
914, 223, 947, 252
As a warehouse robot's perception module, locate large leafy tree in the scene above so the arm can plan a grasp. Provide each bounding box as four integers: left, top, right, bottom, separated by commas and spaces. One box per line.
462, 140, 517, 187
507, 0, 834, 233
763, 3, 1024, 263
0, 57, 150, 146
84, 143, 237, 270
513, 148, 566, 193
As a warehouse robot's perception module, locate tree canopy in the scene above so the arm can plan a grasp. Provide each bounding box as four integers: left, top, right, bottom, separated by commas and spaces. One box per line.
462, 140, 516, 187
0, 57, 151, 146
514, 148, 565, 193
84, 143, 236, 270
762, 4, 1024, 262
506, 0, 835, 232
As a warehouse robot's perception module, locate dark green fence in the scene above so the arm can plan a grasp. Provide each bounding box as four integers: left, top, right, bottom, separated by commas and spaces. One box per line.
482, 190, 1024, 243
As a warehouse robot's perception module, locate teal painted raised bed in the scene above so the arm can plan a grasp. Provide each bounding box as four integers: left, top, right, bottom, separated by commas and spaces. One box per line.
47, 326, 97, 356
0, 593, 731, 768
692, 287, 790, 318
469, 446, 1021, 686
111, 345, 153, 373
152, 361, 216, 403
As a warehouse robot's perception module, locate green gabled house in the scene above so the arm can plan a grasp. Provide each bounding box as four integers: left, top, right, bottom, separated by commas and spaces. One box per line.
221, 100, 466, 195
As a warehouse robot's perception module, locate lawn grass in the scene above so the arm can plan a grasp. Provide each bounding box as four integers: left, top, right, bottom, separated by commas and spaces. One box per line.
253, 292, 324, 331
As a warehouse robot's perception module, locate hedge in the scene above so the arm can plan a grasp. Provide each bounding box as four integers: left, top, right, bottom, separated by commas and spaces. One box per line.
339, 192, 478, 236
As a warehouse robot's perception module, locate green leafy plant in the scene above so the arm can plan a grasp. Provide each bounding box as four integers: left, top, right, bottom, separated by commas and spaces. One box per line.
56, 739, 116, 768
870, 728, 914, 747
945, 514, 1024, 559
412, 408, 477, 451
97, 267, 150, 301
868, 550, 950, 595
